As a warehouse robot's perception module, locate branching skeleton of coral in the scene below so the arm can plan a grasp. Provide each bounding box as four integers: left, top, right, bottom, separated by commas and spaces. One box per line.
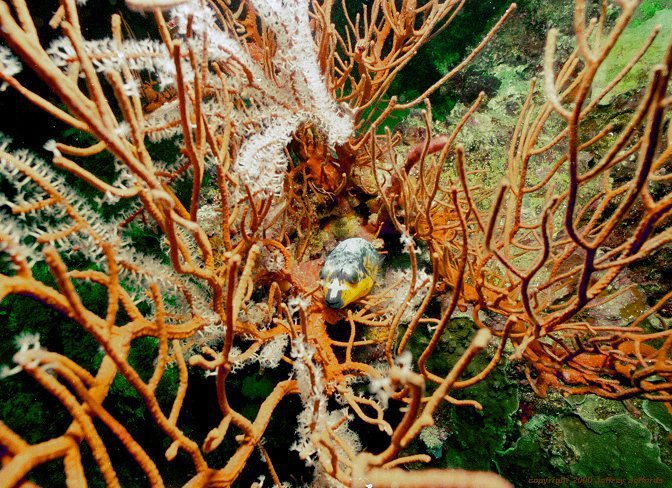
376, 0, 672, 402
0, 0, 670, 486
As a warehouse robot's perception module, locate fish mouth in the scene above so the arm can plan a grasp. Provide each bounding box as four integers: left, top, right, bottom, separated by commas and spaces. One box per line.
325, 295, 344, 309
324, 280, 345, 309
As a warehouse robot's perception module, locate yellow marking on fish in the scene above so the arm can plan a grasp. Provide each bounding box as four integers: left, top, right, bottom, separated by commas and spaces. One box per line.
321, 238, 381, 309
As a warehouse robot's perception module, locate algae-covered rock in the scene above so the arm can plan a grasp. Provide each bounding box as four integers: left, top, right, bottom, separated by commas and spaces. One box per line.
560, 414, 672, 483
419, 425, 450, 459
643, 400, 672, 432
405, 318, 520, 471
496, 414, 575, 485
497, 409, 672, 488
567, 394, 629, 421
593, 0, 672, 105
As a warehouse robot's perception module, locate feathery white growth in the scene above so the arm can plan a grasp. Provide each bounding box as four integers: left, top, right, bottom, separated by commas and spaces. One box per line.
290, 334, 327, 467
93, 190, 121, 206
369, 351, 413, 409
168, 0, 353, 196
14, 333, 41, 353
43, 140, 61, 158
0, 47, 21, 75
111, 159, 135, 190
234, 115, 297, 196
0, 333, 43, 379
142, 100, 187, 142
47, 37, 176, 84
122, 78, 140, 97
0, 216, 40, 270
0, 143, 213, 319
257, 334, 288, 369
114, 121, 131, 139
378, 268, 431, 324
399, 230, 421, 254
287, 295, 312, 316
288, 335, 362, 483
396, 350, 413, 372
226, 346, 253, 372
249, 0, 353, 145
369, 374, 392, 409
327, 407, 361, 453
0, 46, 22, 90
196, 203, 223, 236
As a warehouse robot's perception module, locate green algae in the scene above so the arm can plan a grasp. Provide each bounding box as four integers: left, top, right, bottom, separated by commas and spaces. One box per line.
560, 414, 672, 482
496, 414, 575, 484
329, 214, 362, 241
593, 0, 672, 105
496, 395, 672, 488
643, 400, 672, 432
404, 322, 672, 486
419, 425, 449, 459
2, 1, 672, 486
437, 360, 519, 472
404, 317, 520, 472
567, 394, 629, 420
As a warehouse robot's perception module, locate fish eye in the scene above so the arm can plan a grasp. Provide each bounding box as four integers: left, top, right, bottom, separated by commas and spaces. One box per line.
343, 269, 359, 284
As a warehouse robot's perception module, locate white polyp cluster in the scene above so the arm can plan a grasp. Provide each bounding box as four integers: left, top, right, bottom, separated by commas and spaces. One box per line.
0, 141, 211, 318
0, 217, 40, 271
0, 45, 22, 90
399, 230, 423, 254
287, 295, 312, 316
196, 203, 223, 236
369, 374, 393, 409
257, 334, 289, 369
43, 140, 61, 158
0, 333, 43, 379
222, 334, 290, 373
234, 117, 298, 197
290, 334, 328, 466
47, 37, 173, 83
288, 334, 363, 484
378, 268, 432, 324
170, 0, 354, 196
42, 0, 353, 197
249, 0, 354, 146
370, 351, 415, 410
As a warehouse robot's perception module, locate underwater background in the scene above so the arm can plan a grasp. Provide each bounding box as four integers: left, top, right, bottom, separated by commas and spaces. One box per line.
1, 0, 671, 487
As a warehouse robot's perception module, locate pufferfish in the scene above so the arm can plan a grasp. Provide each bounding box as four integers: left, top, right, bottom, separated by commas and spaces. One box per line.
320, 238, 382, 309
